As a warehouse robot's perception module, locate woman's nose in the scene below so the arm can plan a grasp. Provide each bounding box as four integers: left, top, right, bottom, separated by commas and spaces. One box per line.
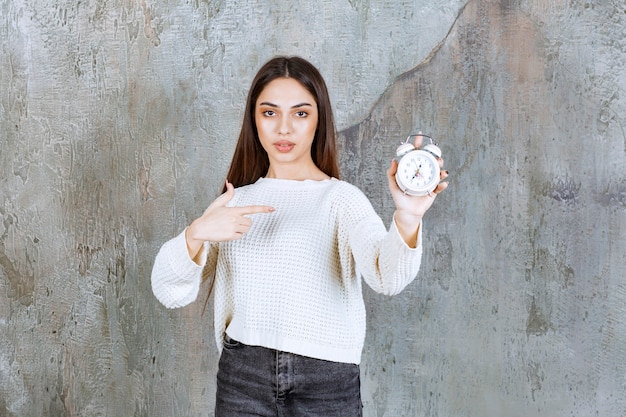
278, 115, 291, 134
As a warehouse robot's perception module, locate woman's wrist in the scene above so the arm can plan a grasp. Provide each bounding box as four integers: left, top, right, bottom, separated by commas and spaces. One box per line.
393, 210, 422, 248
185, 223, 205, 262
394, 210, 422, 227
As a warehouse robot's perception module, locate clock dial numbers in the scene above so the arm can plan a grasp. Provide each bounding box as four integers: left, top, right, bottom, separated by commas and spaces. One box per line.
401, 156, 434, 182
395, 150, 440, 196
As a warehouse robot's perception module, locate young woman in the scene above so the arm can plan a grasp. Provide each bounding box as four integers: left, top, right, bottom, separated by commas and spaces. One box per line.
151, 56, 448, 416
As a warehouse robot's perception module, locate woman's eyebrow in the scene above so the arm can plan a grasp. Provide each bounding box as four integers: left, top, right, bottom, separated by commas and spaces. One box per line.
258, 101, 313, 109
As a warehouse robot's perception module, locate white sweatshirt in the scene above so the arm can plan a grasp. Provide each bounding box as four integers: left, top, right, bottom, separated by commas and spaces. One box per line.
151, 177, 422, 364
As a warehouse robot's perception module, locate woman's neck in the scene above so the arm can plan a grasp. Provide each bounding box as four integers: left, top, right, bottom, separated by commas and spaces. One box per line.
265, 163, 330, 181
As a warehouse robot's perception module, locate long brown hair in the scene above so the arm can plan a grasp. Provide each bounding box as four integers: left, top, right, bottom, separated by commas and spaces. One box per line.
222, 56, 340, 192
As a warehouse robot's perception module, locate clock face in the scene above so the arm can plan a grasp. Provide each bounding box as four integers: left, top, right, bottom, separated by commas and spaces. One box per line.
396, 150, 440, 195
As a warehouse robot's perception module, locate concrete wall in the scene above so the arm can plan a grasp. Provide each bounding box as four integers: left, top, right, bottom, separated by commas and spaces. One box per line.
1, 0, 624, 416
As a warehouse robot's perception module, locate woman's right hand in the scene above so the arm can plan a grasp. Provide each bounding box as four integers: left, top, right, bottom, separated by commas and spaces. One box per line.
185, 181, 275, 260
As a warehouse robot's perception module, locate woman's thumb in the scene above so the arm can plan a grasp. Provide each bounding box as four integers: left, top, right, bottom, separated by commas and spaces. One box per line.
213, 180, 235, 207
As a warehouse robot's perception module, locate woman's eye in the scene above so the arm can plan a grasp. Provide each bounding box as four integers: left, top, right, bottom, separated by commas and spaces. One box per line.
295, 111, 308, 117
263, 110, 276, 116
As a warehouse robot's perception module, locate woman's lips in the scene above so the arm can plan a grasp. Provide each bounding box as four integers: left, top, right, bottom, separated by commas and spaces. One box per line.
274, 141, 295, 153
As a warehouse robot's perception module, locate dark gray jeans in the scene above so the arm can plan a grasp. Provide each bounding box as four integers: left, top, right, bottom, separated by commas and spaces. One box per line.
215, 336, 363, 417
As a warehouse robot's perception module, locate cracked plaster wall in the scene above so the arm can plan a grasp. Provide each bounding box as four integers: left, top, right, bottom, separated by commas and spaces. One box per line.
1, 0, 625, 416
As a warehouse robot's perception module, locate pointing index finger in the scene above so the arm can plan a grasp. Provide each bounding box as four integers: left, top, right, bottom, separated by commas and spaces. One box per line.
233, 205, 276, 215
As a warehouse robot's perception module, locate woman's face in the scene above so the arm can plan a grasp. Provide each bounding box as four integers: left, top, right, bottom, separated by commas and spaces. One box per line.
255, 77, 319, 173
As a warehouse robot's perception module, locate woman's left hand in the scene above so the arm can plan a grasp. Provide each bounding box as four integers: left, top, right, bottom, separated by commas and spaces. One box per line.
386, 134, 449, 246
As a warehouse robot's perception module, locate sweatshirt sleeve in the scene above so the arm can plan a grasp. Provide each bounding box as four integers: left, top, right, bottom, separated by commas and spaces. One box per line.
339, 185, 423, 296
151, 228, 215, 308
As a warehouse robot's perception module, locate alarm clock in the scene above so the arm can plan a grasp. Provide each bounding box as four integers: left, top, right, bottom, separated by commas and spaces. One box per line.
395, 133, 442, 196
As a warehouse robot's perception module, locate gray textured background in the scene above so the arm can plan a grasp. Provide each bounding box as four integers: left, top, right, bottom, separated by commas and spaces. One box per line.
1, 0, 625, 416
